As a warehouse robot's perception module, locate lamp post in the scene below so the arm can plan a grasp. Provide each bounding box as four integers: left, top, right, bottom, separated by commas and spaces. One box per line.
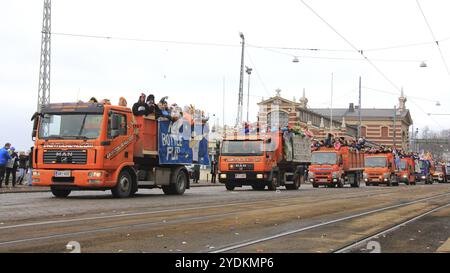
245, 66, 252, 123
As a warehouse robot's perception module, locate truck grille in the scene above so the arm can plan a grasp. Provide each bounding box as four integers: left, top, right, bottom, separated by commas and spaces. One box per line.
43, 150, 87, 165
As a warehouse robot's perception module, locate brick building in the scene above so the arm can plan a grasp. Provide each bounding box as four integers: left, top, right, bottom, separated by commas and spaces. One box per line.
257, 89, 357, 138
257, 89, 413, 150
310, 90, 413, 150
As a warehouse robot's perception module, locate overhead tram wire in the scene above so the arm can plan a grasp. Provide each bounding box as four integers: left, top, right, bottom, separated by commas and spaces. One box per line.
259, 47, 424, 63
416, 0, 450, 77
300, 0, 402, 93
362, 86, 445, 130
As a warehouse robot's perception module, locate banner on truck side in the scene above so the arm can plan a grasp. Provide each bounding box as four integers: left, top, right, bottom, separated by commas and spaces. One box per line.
158, 119, 210, 166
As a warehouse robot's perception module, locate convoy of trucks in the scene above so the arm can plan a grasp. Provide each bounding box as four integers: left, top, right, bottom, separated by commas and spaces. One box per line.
30, 102, 447, 197
218, 131, 311, 191
31, 102, 209, 198
308, 146, 364, 188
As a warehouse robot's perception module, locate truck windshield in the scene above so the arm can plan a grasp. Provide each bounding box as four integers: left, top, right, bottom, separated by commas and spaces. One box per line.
39, 113, 103, 140
399, 160, 408, 171
221, 140, 264, 156
311, 152, 336, 165
365, 157, 387, 168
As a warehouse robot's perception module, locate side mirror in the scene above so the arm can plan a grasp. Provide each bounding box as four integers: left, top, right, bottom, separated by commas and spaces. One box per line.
32, 119, 38, 139
388, 162, 392, 168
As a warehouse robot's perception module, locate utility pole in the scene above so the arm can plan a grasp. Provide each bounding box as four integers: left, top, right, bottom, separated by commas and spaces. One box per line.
245, 66, 252, 123
37, 0, 52, 112
358, 76, 362, 138
235, 32, 245, 128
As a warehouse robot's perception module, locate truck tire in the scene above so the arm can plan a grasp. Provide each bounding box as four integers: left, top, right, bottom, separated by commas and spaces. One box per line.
350, 174, 360, 188
225, 183, 235, 191
51, 187, 71, 198
112, 170, 135, 198
163, 168, 188, 195
286, 175, 301, 190
312, 183, 319, 188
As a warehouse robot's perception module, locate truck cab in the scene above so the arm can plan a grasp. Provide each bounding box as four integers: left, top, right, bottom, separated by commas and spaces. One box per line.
433, 163, 448, 183
416, 159, 433, 184
308, 146, 364, 188
364, 153, 398, 186
218, 131, 309, 191
396, 157, 416, 185
32, 102, 208, 198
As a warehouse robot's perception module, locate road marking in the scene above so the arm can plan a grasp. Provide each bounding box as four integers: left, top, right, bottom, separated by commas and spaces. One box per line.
210, 192, 450, 253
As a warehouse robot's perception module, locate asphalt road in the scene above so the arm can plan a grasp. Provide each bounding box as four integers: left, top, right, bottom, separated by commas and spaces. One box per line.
0, 183, 449, 253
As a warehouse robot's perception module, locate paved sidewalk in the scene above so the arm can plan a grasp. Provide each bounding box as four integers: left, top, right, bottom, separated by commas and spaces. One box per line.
0, 180, 221, 194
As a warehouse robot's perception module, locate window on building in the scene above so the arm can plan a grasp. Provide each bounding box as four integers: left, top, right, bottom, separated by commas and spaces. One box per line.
381, 126, 388, 137
361, 126, 367, 137
267, 111, 289, 128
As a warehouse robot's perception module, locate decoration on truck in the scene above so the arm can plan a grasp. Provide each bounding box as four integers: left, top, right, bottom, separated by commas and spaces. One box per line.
158, 119, 209, 165
105, 135, 136, 160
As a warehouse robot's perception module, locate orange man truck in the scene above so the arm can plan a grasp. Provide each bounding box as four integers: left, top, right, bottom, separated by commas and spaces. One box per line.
308, 146, 365, 188
396, 157, 416, 185
218, 131, 311, 191
31, 102, 209, 198
364, 153, 399, 186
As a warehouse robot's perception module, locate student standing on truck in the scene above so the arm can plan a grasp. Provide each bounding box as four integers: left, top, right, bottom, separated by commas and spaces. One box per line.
132, 93, 151, 116
0, 143, 12, 188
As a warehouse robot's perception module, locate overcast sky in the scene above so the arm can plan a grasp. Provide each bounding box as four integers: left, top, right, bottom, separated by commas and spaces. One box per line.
1, 0, 450, 151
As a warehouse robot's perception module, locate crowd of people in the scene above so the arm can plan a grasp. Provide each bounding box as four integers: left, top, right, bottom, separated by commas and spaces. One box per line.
311, 133, 369, 152
0, 143, 33, 188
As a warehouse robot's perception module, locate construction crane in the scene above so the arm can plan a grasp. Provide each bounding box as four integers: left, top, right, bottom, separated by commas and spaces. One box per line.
37, 0, 51, 112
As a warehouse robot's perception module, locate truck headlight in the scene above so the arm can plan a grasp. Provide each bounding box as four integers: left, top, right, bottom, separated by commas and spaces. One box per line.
220, 174, 227, 179
403, 174, 408, 178
88, 171, 103, 178
32, 171, 40, 177
256, 174, 263, 179
421, 176, 426, 179
363, 173, 368, 179
308, 172, 315, 179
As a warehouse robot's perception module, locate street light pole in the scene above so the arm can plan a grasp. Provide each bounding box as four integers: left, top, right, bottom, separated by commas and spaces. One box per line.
235, 32, 245, 127
245, 66, 252, 123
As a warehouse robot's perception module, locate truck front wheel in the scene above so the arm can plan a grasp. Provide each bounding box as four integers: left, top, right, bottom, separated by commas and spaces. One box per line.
225, 183, 235, 191
51, 187, 71, 198
286, 175, 301, 190
112, 170, 134, 198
